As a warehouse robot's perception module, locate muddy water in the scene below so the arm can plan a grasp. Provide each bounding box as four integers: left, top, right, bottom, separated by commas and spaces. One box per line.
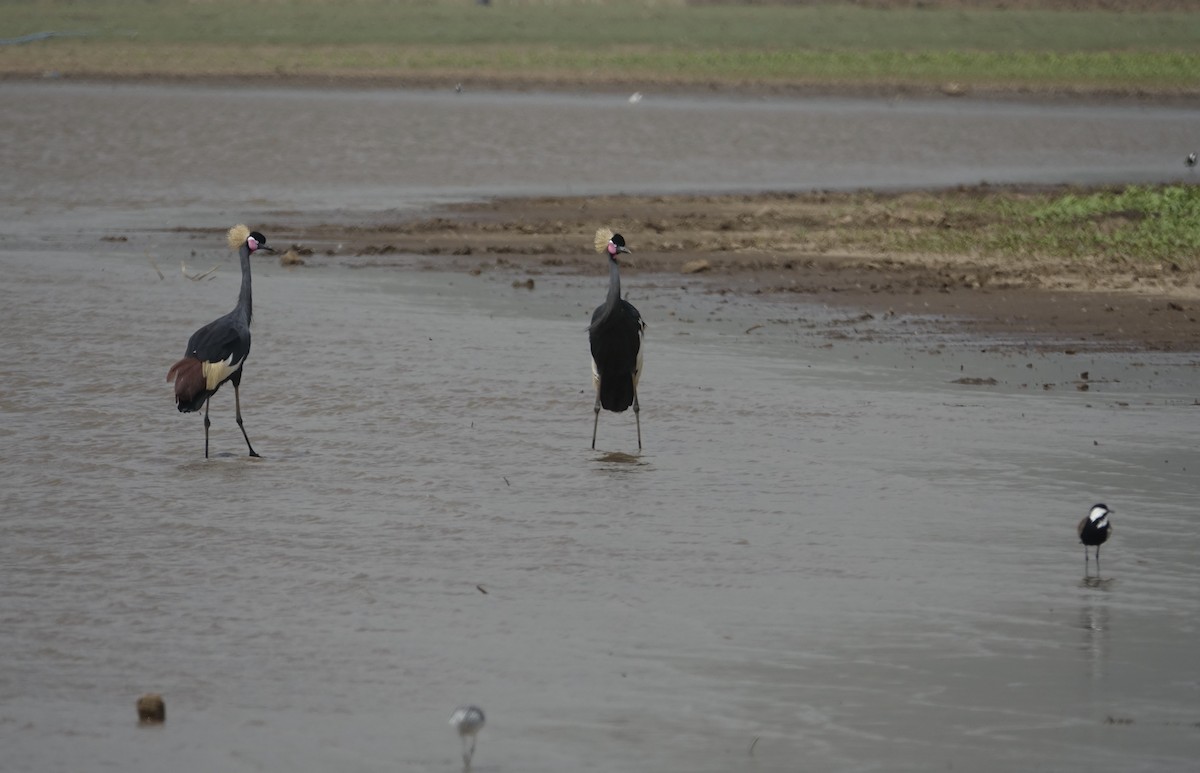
3, 243, 1199, 772
1, 82, 1198, 228
2, 82, 1200, 771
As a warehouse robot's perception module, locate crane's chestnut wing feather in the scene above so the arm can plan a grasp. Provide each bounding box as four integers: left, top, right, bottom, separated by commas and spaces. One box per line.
170, 312, 252, 407
170, 314, 249, 412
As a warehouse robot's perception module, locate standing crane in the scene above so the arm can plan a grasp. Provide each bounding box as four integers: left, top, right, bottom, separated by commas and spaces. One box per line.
1078, 503, 1113, 576
589, 228, 645, 450
167, 225, 272, 458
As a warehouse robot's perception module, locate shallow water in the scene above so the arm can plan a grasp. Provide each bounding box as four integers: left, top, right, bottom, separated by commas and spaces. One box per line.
1, 81, 1198, 230
2, 82, 1199, 772
2, 242, 1199, 772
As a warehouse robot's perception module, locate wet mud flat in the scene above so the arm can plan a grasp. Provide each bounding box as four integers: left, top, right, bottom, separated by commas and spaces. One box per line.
258, 189, 1200, 353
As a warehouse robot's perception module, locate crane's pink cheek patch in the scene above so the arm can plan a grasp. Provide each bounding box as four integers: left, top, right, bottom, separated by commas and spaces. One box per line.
247, 237, 259, 252
607, 243, 617, 255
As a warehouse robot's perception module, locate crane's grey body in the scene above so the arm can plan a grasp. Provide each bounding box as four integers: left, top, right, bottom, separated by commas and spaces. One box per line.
167, 229, 271, 458
589, 233, 644, 449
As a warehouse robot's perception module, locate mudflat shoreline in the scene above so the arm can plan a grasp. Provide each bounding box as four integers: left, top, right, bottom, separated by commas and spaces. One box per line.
7, 75, 1197, 352
259, 191, 1200, 353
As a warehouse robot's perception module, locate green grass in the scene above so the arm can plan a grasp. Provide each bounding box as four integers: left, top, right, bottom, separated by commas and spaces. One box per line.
1027, 185, 1200, 261
4, 0, 1199, 90
6, 1, 1200, 49
879, 186, 1200, 264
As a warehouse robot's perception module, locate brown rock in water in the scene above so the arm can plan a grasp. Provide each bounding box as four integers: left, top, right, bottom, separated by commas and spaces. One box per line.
137, 693, 165, 725
280, 248, 305, 267
680, 259, 710, 274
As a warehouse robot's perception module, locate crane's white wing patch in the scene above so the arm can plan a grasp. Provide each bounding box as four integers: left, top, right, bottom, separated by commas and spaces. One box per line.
632, 326, 645, 388
202, 355, 244, 390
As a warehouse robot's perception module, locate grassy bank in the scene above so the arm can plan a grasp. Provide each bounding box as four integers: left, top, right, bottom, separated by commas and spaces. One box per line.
3, 1, 1199, 93
845, 185, 1200, 265
529, 185, 1200, 268
657, 184, 1200, 268
315, 184, 1200, 273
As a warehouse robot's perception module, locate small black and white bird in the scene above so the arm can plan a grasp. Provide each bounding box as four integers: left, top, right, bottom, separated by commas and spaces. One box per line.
167, 225, 272, 458
1187, 152, 1197, 168
589, 228, 645, 450
449, 705, 485, 769
1077, 503, 1113, 574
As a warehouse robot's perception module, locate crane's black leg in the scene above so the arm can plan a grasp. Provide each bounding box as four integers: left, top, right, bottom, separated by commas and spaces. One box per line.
592, 392, 602, 450
633, 390, 641, 450
203, 397, 211, 459
234, 383, 260, 457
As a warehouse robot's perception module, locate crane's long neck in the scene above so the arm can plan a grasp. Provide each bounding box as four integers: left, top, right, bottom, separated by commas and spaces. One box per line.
597, 255, 622, 321
236, 243, 253, 325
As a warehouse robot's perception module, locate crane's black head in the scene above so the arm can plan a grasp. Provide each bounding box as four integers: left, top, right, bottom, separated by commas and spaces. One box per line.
607, 233, 631, 257
247, 231, 273, 254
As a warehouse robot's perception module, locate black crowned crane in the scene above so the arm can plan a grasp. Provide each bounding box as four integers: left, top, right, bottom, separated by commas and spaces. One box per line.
1078, 503, 1113, 576
589, 228, 645, 450
167, 225, 272, 458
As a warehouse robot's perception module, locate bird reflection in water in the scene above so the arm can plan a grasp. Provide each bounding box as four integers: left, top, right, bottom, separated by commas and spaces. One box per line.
596, 451, 642, 465
1078, 578, 1112, 682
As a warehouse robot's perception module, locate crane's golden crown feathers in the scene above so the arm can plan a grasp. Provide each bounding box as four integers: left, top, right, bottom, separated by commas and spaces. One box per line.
594, 227, 615, 254
227, 224, 251, 251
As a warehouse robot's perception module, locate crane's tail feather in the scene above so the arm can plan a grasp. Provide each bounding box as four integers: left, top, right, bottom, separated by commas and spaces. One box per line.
598, 375, 636, 413
167, 357, 208, 412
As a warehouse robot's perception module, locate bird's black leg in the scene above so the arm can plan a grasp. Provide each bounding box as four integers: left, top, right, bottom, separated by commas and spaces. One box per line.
592, 392, 602, 450
1095, 546, 1101, 576
203, 397, 211, 459
234, 384, 260, 457
633, 389, 641, 450
460, 734, 475, 768
1083, 545, 1090, 577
